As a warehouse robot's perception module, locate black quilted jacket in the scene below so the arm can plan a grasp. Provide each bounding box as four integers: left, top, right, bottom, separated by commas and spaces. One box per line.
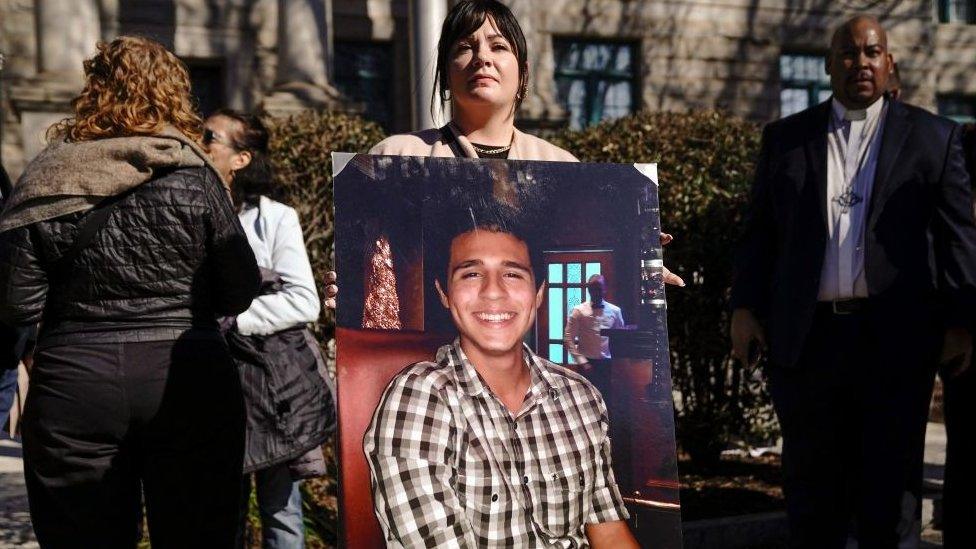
0, 166, 261, 348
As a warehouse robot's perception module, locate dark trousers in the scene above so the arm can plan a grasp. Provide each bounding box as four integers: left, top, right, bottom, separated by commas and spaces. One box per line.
942, 364, 976, 548
766, 304, 940, 549
581, 358, 612, 401
22, 337, 246, 548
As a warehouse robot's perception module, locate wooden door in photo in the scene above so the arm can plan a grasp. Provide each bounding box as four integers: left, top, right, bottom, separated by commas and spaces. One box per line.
538, 250, 615, 365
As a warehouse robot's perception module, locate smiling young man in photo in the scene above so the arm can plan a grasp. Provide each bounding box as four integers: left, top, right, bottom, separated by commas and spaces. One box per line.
364, 206, 637, 548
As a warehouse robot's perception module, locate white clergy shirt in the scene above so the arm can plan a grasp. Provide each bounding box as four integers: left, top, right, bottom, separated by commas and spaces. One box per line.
563, 300, 625, 363
817, 97, 888, 301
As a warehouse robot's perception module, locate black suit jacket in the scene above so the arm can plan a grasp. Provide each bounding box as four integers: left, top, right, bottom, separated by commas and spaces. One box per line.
731, 99, 976, 368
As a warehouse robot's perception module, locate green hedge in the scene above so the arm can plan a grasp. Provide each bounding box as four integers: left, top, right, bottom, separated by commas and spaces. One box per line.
551, 110, 778, 465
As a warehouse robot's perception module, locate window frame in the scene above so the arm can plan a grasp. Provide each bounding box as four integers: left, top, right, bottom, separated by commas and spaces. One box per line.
181, 57, 226, 119
939, 0, 976, 24
552, 37, 640, 129
332, 39, 395, 130
779, 51, 831, 118
937, 93, 976, 123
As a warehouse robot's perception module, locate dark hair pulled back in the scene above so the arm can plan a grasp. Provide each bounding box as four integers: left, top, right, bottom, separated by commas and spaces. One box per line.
431, 0, 529, 123
211, 108, 280, 207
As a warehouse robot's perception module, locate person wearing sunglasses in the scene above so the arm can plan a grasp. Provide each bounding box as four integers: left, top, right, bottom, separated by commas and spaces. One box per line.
203, 109, 333, 549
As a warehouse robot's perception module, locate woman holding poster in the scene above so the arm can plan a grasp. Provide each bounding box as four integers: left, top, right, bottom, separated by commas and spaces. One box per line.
363, 0, 680, 330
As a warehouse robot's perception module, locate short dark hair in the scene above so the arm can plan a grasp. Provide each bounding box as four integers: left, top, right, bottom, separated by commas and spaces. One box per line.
431, 0, 529, 121
211, 108, 280, 207
428, 182, 549, 292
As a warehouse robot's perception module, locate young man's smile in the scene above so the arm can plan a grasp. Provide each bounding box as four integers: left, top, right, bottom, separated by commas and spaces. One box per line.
436, 229, 544, 365
473, 310, 516, 323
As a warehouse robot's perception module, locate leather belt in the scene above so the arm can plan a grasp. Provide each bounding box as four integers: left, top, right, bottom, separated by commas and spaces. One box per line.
819, 298, 868, 315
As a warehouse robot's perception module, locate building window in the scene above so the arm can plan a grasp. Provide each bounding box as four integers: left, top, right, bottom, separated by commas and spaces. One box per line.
939, 0, 976, 23
780, 53, 832, 118
938, 94, 976, 123
334, 41, 394, 130
553, 39, 638, 129
184, 60, 224, 118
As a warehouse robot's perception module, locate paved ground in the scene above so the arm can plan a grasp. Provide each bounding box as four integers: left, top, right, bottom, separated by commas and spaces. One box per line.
920, 421, 946, 547
0, 439, 37, 548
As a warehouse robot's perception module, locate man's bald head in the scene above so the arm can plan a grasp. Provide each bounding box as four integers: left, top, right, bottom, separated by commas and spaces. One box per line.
586, 274, 606, 306
826, 15, 894, 110
831, 15, 888, 50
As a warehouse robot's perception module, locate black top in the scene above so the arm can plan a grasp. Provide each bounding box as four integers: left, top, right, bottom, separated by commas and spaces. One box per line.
0, 165, 261, 349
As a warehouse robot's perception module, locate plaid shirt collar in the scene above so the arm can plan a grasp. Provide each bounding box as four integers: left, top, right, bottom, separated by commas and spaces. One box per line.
438, 338, 560, 412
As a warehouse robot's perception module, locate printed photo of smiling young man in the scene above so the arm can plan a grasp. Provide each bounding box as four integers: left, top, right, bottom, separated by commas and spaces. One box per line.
363, 200, 638, 548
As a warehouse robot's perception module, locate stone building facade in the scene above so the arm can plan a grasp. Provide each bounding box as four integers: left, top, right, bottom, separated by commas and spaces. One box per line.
2, 0, 975, 178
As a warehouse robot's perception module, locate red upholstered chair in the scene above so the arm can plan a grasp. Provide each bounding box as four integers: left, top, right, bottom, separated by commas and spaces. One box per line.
335, 327, 454, 548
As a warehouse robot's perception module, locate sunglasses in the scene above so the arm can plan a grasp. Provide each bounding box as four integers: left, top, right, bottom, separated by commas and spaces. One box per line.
202, 128, 233, 148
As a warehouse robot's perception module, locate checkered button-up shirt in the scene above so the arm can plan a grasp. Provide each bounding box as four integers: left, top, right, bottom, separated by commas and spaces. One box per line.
364, 341, 630, 548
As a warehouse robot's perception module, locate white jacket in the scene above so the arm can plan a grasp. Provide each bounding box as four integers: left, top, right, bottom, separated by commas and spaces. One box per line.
236, 196, 320, 336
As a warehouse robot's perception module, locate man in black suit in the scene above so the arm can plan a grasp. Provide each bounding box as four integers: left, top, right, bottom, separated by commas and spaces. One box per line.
730, 15, 976, 548
941, 123, 976, 548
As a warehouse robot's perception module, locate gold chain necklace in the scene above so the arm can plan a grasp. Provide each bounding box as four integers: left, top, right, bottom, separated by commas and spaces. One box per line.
471, 142, 512, 155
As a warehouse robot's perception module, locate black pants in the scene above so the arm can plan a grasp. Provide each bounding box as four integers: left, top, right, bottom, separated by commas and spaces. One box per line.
942, 363, 976, 548
581, 358, 612, 401
22, 336, 246, 548
766, 304, 940, 549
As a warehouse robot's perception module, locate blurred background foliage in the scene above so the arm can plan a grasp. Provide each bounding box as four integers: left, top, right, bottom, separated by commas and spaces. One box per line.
552, 111, 777, 466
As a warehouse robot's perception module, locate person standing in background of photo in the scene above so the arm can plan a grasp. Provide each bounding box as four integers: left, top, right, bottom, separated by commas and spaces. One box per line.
0, 36, 260, 546
204, 109, 333, 549
563, 274, 625, 398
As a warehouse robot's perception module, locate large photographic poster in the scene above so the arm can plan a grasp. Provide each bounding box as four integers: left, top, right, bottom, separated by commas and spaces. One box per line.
333, 154, 681, 548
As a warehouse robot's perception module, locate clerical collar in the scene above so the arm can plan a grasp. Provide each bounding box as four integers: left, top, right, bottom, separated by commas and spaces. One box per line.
831, 96, 884, 123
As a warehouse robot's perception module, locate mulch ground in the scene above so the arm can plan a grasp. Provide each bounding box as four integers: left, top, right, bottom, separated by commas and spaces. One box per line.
679, 453, 785, 521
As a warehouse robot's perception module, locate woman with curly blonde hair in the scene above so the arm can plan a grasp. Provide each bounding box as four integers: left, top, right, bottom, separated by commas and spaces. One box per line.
0, 36, 260, 546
